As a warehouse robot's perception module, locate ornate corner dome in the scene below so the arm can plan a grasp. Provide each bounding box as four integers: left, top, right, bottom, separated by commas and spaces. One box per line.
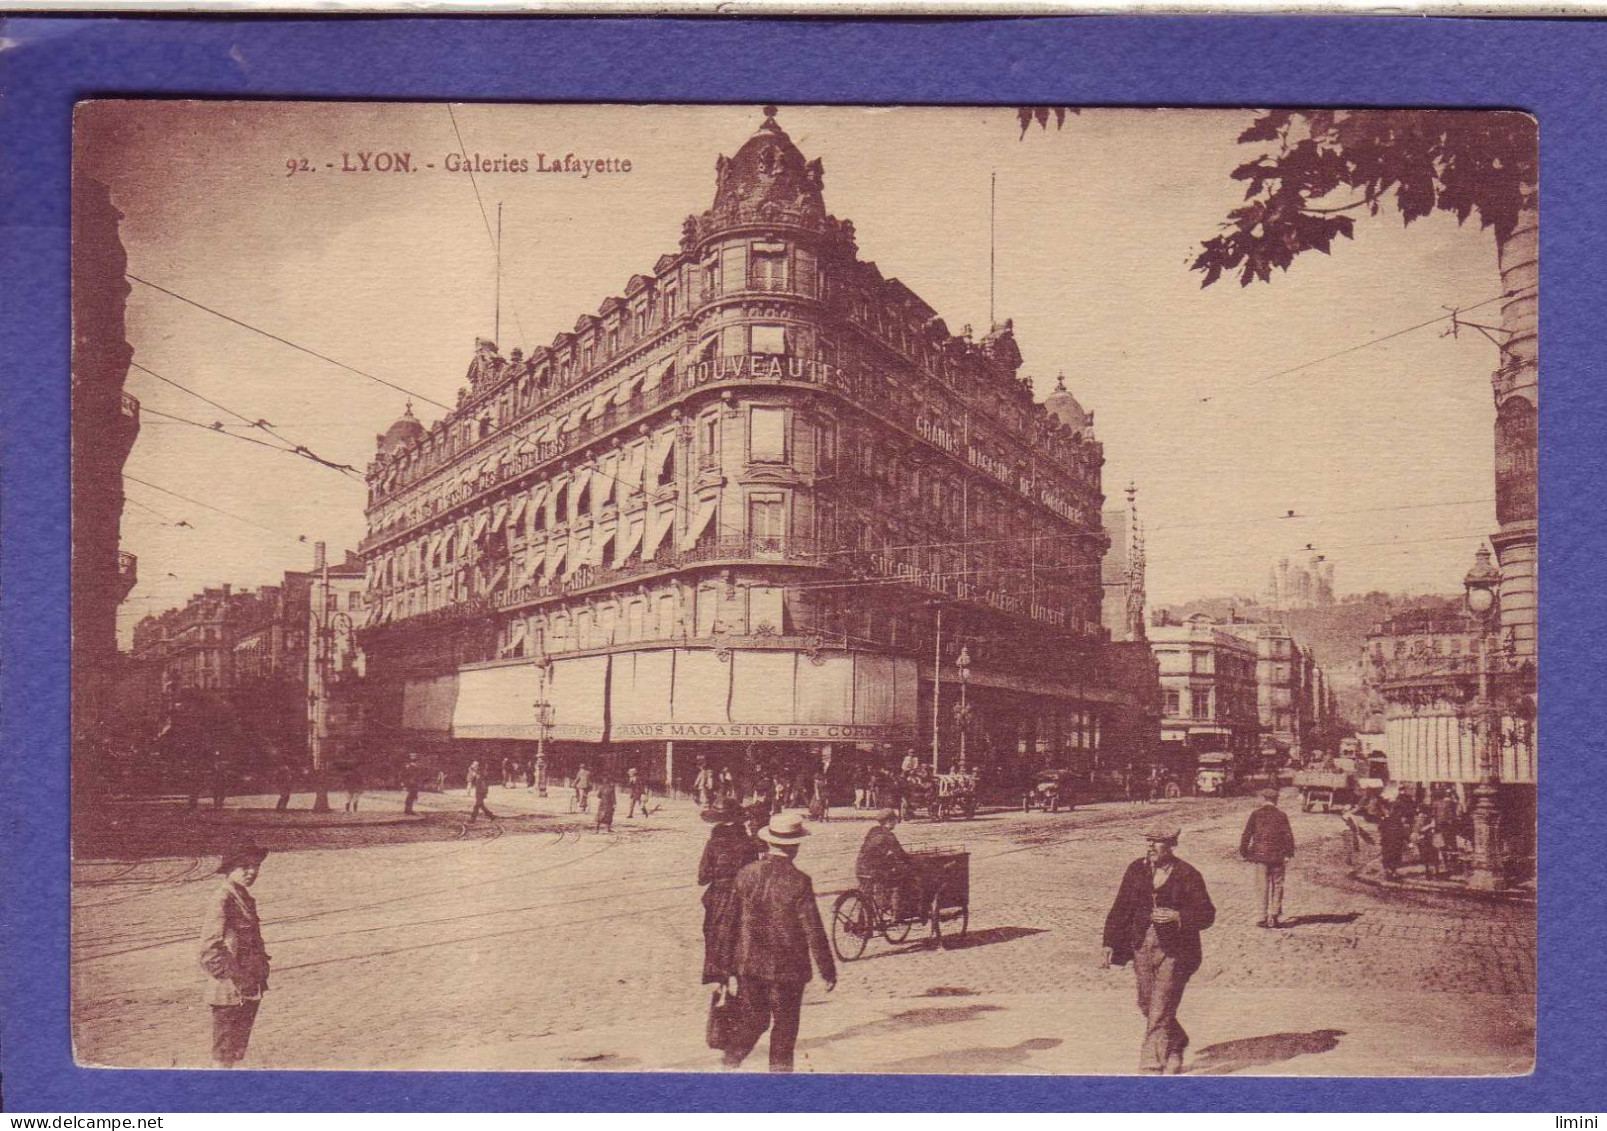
682, 107, 848, 252
378, 402, 426, 457
1045, 374, 1091, 432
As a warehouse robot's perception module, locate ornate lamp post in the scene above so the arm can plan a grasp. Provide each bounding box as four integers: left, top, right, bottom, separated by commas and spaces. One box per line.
532, 652, 554, 797
954, 645, 973, 773
1463, 545, 1504, 891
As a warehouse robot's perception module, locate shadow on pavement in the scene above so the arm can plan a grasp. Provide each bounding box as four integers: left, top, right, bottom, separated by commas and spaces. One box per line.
1279, 912, 1363, 928
933, 926, 1047, 951
1187, 1029, 1346, 1075
880, 1036, 1062, 1074
797, 1004, 1002, 1051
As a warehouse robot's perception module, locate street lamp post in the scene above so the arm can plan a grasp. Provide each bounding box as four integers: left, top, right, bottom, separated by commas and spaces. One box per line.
1463, 545, 1504, 892
532, 652, 554, 797
955, 645, 972, 773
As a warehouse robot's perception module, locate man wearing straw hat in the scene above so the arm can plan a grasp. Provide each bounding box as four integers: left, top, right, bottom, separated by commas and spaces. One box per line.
722, 811, 836, 1072
198, 841, 271, 1068
1102, 821, 1216, 1074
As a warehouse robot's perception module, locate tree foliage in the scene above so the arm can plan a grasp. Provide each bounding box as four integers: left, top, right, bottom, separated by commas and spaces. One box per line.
1189, 110, 1537, 288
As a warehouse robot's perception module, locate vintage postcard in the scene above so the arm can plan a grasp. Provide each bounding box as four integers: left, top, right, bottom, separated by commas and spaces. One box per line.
70, 102, 1536, 1074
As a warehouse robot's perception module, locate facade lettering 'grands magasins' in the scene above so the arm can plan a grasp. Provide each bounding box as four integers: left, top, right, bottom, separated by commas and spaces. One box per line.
355, 110, 1148, 789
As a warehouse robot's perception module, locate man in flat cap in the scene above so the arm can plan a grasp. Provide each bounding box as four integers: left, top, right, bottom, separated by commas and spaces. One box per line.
1239, 787, 1296, 928
856, 808, 914, 921
198, 842, 271, 1067
1102, 822, 1216, 1074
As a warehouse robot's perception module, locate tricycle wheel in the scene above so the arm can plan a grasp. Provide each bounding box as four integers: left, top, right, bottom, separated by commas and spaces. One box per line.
831, 891, 870, 962
884, 910, 913, 944
941, 906, 970, 949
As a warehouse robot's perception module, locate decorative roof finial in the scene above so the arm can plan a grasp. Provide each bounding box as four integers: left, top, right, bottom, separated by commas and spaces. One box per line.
762, 104, 780, 125
1055, 371, 1068, 392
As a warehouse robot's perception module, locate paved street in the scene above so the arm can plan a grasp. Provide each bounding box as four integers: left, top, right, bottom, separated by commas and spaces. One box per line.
71, 790, 1535, 1075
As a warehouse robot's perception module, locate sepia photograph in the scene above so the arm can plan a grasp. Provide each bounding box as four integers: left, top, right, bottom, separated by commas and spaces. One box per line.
69, 101, 1537, 1076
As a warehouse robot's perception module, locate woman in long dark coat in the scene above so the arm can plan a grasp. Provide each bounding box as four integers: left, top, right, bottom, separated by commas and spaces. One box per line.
697, 797, 760, 984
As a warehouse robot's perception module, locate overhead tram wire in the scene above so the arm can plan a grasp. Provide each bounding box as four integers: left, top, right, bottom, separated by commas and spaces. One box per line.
445, 103, 528, 353
130, 360, 365, 480
125, 273, 452, 411
123, 473, 309, 543
1196, 287, 1535, 405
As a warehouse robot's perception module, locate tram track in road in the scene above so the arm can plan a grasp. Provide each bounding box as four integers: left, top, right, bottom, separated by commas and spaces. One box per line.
72, 824, 613, 964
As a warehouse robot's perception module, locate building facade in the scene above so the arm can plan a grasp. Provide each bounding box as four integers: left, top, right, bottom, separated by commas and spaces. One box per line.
72, 175, 141, 786
127, 552, 367, 776
355, 110, 1143, 796
1148, 614, 1262, 781
1263, 552, 1335, 612
1100, 483, 1147, 644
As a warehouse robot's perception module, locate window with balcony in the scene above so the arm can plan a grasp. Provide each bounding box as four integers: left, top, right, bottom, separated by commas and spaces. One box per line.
721, 246, 747, 294
749, 496, 785, 549
751, 325, 786, 355
751, 247, 788, 291
749, 407, 787, 463
700, 415, 719, 464
695, 586, 718, 637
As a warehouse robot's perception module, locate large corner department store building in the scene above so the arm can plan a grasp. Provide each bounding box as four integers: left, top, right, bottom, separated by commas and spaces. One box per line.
356, 110, 1151, 793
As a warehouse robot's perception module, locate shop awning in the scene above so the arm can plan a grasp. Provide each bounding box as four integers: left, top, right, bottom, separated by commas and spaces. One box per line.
613, 373, 644, 405
597, 452, 620, 505
729, 650, 797, 723
490, 501, 510, 533
589, 518, 617, 567
609, 649, 674, 729
548, 654, 609, 740
651, 430, 675, 479
507, 493, 528, 529
564, 530, 591, 577
681, 496, 718, 550
643, 503, 675, 562
452, 662, 542, 740
613, 515, 645, 567
545, 536, 569, 579
620, 442, 646, 497
402, 674, 458, 734
562, 406, 587, 433
456, 521, 473, 556
504, 620, 527, 656
471, 509, 491, 540
526, 483, 549, 520
586, 391, 611, 420
640, 357, 673, 391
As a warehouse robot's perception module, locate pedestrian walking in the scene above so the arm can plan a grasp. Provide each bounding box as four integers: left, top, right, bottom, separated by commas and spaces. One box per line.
1101, 821, 1216, 1075
1378, 804, 1408, 881
274, 761, 294, 812
627, 767, 648, 819
699, 798, 761, 986
1339, 801, 1373, 866
594, 776, 616, 833
1411, 809, 1441, 878
401, 753, 421, 816
1239, 787, 1296, 928
1434, 791, 1464, 875
573, 764, 592, 813
466, 760, 496, 822
718, 812, 836, 1071
809, 770, 831, 822
199, 841, 271, 1068
342, 763, 365, 813
693, 763, 714, 808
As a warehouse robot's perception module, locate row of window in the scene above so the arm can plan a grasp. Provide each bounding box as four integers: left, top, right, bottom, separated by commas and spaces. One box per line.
505, 584, 792, 656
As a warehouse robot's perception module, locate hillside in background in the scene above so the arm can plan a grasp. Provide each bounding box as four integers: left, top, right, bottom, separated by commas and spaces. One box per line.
1155, 592, 1461, 724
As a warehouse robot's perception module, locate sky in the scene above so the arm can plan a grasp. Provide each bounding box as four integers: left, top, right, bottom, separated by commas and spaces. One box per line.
78, 103, 1512, 647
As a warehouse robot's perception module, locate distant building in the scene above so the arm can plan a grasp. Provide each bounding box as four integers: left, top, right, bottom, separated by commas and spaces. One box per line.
1264, 552, 1335, 611
1148, 613, 1261, 780
1361, 598, 1535, 871
1101, 483, 1146, 643
128, 552, 365, 773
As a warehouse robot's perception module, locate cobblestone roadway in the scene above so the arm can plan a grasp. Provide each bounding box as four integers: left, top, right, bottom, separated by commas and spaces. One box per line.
71, 791, 1535, 1075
